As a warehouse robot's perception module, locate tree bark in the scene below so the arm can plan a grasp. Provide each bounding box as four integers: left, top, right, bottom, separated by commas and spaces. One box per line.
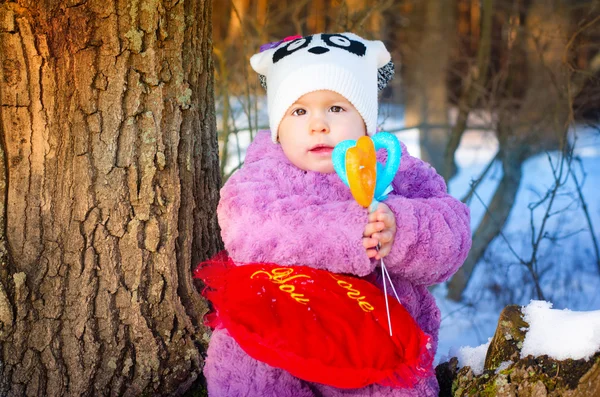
402, 0, 455, 174
0, 0, 221, 395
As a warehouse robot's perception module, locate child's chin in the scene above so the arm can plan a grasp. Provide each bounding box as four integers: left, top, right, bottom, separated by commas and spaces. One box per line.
309, 165, 335, 174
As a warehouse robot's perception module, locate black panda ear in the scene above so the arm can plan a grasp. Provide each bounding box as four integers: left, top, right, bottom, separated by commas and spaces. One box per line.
377, 61, 395, 91
258, 74, 267, 90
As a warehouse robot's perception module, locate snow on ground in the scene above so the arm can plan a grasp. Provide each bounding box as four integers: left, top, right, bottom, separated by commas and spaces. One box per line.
217, 99, 600, 365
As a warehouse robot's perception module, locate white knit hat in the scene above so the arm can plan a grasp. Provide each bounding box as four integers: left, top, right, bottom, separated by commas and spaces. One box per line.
250, 33, 395, 143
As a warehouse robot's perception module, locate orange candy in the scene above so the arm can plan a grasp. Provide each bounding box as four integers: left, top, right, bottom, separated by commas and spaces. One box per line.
346, 136, 377, 208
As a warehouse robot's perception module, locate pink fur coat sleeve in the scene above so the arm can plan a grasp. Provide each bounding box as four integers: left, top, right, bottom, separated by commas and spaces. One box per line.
383, 145, 471, 285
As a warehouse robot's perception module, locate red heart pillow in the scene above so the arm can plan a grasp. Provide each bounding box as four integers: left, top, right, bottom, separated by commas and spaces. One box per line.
194, 252, 433, 389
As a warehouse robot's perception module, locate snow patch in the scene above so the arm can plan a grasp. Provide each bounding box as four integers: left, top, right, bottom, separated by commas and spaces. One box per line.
521, 300, 600, 361
496, 361, 513, 374
449, 338, 492, 376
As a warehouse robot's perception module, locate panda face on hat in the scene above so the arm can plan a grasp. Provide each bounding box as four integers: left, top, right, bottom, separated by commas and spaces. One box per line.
272, 34, 367, 63
250, 33, 395, 143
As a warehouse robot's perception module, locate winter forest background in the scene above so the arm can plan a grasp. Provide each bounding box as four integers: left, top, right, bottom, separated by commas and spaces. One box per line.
212, 0, 600, 361
0, 0, 599, 395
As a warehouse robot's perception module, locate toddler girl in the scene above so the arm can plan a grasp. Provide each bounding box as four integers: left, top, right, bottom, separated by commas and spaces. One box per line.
203, 32, 471, 397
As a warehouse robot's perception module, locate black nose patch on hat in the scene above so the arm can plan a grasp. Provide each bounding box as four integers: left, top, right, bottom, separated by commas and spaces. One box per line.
273, 33, 367, 64
308, 46, 329, 54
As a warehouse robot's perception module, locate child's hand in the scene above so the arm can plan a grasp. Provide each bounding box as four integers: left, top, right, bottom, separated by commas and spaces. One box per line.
362, 203, 397, 260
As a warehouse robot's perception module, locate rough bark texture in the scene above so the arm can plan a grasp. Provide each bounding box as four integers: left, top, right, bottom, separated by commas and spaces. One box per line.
0, 0, 221, 395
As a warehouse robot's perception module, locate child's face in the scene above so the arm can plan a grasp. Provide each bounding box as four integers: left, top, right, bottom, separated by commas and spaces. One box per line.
278, 90, 367, 173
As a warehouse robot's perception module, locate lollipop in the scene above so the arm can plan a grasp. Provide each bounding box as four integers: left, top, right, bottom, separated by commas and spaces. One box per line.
332, 132, 403, 335
332, 132, 401, 212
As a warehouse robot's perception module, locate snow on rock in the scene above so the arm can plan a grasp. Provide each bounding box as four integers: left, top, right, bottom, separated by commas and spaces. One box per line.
495, 360, 512, 374
521, 300, 600, 361
449, 338, 492, 376
446, 300, 600, 376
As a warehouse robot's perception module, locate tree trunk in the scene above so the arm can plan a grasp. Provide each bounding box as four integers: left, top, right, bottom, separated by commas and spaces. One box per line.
442, 0, 493, 182
0, 0, 221, 395
402, 0, 455, 173
447, 146, 526, 302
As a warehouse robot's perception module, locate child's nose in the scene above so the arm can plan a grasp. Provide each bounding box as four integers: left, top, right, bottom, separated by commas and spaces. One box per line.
309, 115, 330, 134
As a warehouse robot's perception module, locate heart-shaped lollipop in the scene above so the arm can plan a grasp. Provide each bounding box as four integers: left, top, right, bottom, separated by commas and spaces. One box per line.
332, 132, 402, 209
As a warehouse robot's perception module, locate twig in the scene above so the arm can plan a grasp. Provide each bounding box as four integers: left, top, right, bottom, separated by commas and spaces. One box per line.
563, 14, 600, 72
348, 0, 394, 32
472, 188, 525, 266
461, 151, 500, 204
525, 133, 574, 300
544, 228, 586, 242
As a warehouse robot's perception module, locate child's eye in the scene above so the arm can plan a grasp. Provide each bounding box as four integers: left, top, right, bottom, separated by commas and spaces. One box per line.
330, 106, 344, 113
292, 108, 306, 116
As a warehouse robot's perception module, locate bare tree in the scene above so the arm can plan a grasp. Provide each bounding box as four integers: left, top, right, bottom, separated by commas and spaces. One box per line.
0, 0, 221, 395
447, 0, 600, 301
400, 0, 456, 174
443, 0, 493, 181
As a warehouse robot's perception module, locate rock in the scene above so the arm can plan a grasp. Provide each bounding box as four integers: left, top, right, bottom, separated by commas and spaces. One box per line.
562, 357, 600, 397
436, 305, 600, 396
484, 305, 528, 372
436, 357, 460, 396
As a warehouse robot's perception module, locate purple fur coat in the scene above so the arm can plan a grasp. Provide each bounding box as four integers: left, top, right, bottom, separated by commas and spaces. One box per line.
204, 131, 471, 396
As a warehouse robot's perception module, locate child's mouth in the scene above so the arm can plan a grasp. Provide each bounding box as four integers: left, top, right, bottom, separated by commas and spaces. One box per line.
309, 145, 334, 155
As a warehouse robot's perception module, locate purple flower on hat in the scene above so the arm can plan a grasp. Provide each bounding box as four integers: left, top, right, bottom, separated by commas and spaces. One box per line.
259, 35, 303, 53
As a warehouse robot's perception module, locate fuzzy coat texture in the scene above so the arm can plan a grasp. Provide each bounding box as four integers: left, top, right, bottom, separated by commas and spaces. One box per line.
205, 131, 472, 396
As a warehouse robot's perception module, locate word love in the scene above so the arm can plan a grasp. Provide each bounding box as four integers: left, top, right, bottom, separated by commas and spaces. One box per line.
251, 267, 310, 305
330, 274, 375, 313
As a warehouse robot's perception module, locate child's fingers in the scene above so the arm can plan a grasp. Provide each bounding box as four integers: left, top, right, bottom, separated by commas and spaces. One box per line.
362, 237, 378, 249
369, 204, 395, 227
378, 241, 392, 258
368, 211, 379, 223
363, 221, 385, 237
375, 202, 391, 214
366, 248, 378, 258
377, 212, 395, 227
368, 205, 386, 221
373, 230, 394, 244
